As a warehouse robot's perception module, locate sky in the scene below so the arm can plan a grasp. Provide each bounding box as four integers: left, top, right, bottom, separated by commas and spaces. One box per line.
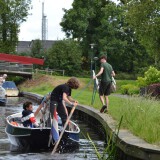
19, 0, 118, 41
19, 0, 74, 41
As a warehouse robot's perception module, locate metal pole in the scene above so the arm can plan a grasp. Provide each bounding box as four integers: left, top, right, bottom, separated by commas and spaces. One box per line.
90, 43, 95, 77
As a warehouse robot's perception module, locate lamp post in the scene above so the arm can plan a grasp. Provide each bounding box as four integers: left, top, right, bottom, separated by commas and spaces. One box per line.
89, 43, 96, 75
93, 56, 98, 73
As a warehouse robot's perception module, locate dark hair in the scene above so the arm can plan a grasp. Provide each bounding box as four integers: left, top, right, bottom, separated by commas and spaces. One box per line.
23, 101, 32, 110
66, 77, 80, 89
100, 55, 107, 61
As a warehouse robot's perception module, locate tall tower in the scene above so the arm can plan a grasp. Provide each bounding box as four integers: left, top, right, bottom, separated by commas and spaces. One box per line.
41, 2, 48, 41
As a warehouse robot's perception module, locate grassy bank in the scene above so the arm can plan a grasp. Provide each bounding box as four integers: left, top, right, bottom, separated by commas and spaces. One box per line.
18, 74, 160, 146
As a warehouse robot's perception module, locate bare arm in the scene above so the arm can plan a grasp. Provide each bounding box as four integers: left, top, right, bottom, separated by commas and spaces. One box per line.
62, 100, 68, 116
63, 93, 74, 105
34, 103, 43, 117
111, 71, 115, 77
68, 96, 78, 103
93, 67, 104, 79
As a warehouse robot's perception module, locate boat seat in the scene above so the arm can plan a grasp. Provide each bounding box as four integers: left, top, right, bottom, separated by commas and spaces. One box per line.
10, 117, 22, 124
9, 117, 24, 127
10, 121, 19, 126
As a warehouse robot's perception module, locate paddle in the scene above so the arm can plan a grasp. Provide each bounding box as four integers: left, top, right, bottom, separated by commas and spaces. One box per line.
51, 102, 78, 155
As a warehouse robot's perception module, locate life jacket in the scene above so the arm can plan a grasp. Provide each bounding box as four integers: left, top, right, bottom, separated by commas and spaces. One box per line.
21, 113, 38, 127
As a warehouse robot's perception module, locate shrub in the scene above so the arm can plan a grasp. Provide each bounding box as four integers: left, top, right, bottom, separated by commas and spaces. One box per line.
147, 83, 160, 98
137, 77, 147, 87
116, 72, 138, 80
137, 66, 160, 87
145, 67, 160, 85
120, 84, 139, 95
128, 86, 139, 95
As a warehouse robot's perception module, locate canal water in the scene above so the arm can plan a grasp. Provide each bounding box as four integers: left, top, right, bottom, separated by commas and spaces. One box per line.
0, 97, 106, 160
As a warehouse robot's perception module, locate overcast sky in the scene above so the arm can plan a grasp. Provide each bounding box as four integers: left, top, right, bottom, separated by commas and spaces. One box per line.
19, 0, 118, 41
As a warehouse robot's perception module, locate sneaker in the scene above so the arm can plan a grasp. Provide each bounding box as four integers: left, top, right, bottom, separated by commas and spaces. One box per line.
100, 105, 107, 113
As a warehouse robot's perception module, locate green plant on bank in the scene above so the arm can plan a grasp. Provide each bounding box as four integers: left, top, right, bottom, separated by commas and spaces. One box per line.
86, 116, 123, 160
114, 80, 138, 94
120, 84, 139, 95
109, 96, 160, 145
120, 66, 160, 95
137, 66, 160, 87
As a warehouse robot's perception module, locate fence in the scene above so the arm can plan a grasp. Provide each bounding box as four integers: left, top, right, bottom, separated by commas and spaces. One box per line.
0, 61, 65, 76
0, 61, 33, 73
34, 69, 65, 76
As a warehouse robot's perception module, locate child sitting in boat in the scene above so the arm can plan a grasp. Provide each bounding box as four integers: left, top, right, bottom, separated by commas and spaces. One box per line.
21, 101, 44, 128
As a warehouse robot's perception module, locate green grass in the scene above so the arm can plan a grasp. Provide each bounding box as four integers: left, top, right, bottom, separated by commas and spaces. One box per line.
116, 80, 138, 93
109, 96, 160, 144
19, 75, 160, 146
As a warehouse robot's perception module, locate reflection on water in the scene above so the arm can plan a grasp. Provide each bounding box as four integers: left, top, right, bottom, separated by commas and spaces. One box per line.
0, 97, 106, 160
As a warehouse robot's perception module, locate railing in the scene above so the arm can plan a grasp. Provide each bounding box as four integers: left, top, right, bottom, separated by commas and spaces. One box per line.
0, 61, 65, 76
0, 61, 33, 73
34, 69, 65, 76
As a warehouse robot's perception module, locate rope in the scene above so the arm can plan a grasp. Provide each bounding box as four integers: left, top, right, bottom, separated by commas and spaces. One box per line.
91, 79, 98, 105
74, 79, 93, 99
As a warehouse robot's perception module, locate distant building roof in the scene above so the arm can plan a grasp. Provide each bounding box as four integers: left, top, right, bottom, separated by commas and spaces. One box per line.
16, 41, 31, 53
16, 40, 57, 54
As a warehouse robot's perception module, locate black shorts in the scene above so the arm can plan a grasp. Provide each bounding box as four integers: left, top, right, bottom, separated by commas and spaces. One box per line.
99, 81, 111, 96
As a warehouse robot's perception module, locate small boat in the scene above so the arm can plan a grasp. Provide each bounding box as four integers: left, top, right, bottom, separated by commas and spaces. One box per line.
2, 81, 19, 97
5, 111, 80, 152
0, 86, 6, 106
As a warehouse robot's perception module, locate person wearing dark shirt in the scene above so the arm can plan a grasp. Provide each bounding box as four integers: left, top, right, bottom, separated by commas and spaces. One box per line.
21, 101, 43, 127
50, 77, 80, 125
93, 55, 115, 113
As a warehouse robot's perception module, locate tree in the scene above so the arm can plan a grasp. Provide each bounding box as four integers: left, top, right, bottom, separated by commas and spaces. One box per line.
61, 0, 153, 73
31, 39, 43, 58
0, 0, 31, 53
60, 0, 108, 57
97, 2, 153, 73
124, 0, 160, 68
46, 39, 82, 76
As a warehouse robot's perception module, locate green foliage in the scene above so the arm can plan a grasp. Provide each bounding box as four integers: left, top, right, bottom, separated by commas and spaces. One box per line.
144, 67, 160, 85
113, 79, 137, 94
137, 66, 160, 87
87, 116, 123, 160
7, 75, 25, 85
125, 0, 160, 68
60, 0, 109, 59
31, 39, 43, 58
116, 72, 138, 80
0, 0, 31, 53
120, 84, 139, 95
136, 77, 147, 87
109, 96, 160, 144
60, 0, 153, 74
46, 39, 82, 76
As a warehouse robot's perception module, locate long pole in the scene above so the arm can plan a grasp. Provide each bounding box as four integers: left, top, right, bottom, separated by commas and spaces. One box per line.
51, 102, 78, 155
91, 70, 99, 105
